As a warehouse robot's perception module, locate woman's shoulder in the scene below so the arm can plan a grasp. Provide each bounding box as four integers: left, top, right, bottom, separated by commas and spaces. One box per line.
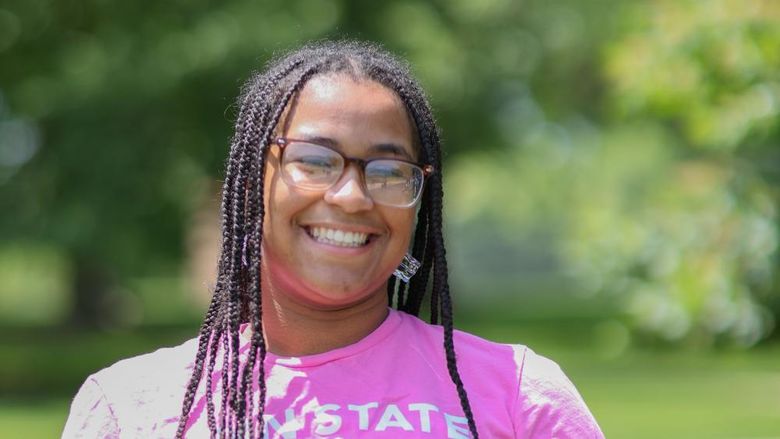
441, 318, 591, 411
62, 337, 200, 438
97, 337, 198, 374
394, 310, 604, 437
396, 309, 525, 364
86, 336, 199, 405
394, 315, 596, 406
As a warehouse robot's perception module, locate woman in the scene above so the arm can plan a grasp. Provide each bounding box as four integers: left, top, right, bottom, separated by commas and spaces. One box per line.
63, 41, 604, 438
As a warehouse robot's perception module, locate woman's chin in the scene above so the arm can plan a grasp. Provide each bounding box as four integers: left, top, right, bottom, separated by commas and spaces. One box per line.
283, 283, 385, 310
265, 261, 388, 310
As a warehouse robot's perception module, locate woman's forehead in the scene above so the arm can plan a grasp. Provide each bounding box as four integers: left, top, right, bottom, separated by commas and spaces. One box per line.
298, 74, 406, 117
278, 74, 421, 158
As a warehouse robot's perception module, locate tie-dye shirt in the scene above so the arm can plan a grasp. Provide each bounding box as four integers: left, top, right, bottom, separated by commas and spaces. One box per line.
62, 308, 604, 438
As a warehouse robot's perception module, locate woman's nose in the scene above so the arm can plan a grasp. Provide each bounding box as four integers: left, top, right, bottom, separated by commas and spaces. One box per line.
323, 164, 374, 212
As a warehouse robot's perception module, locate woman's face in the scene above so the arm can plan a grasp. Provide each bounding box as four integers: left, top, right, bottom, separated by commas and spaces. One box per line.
261, 74, 418, 309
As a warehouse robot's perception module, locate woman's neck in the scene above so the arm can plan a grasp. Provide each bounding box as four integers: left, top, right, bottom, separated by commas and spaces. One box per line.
257, 283, 390, 357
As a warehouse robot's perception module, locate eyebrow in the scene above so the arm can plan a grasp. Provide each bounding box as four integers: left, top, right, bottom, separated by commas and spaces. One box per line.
300, 135, 415, 161
369, 143, 414, 161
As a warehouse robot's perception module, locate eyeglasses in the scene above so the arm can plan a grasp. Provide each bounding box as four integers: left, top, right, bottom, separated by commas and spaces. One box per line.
275, 137, 434, 208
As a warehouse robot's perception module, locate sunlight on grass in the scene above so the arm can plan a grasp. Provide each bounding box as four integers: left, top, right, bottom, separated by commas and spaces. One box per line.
0, 398, 69, 438
581, 362, 780, 438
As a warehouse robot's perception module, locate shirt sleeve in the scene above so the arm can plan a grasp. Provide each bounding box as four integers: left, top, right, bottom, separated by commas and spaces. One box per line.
61, 376, 120, 439
513, 346, 605, 439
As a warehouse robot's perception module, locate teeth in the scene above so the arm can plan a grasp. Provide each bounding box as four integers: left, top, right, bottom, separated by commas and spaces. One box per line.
309, 227, 369, 247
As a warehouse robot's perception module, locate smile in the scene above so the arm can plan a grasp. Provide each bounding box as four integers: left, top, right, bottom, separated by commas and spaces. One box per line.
306, 226, 371, 248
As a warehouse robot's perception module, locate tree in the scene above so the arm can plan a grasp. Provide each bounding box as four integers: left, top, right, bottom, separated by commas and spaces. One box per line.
1, 0, 607, 326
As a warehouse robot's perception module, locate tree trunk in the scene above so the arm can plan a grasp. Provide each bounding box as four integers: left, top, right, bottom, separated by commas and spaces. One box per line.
68, 253, 114, 328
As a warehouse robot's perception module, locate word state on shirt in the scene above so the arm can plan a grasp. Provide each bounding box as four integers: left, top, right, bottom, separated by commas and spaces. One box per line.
263, 400, 472, 438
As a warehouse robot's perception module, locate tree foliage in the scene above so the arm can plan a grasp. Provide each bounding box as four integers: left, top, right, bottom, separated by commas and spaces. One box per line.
585, 0, 780, 345
448, 0, 780, 346
1, 0, 778, 344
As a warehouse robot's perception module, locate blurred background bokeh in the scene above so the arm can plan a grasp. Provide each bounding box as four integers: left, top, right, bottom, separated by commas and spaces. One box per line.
1, 0, 779, 437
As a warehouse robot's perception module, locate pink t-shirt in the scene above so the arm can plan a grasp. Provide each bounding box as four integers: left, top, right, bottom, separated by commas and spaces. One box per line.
62, 308, 604, 438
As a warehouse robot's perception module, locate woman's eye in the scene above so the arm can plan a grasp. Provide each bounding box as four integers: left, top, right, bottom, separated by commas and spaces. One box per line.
292, 156, 338, 174
370, 165, 405, 178
296, 156, 334, 168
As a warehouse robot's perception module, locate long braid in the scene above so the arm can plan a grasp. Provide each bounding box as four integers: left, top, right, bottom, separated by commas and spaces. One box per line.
231, 71, 284, 438
234, 77, 274, 438
205, 300, 223, 432
225, 91, 260, 435
405, 195, 431, 314
385, 77, 436, 319
175, 68, 272, 439
175, 72, 269, 437
387, 275, 398, 307
236, 65, 324, 437
211, 69, 262, 436
177, 71, 267, 437
430, 172, 480, 438
367, 67, 431, 315
174, 293, 220, 437
223, 58, 315, 436
238, 85, 283, 438
409, 86, 479, 435
416, 112, 479, 439
229, 58, 316, 437
375, 66, 480, 437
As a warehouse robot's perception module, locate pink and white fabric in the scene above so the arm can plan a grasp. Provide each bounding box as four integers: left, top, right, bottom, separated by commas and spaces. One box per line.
62, 308, 604, 438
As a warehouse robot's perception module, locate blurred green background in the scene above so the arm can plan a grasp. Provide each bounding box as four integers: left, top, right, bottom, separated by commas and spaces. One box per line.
1, 0, 779, 437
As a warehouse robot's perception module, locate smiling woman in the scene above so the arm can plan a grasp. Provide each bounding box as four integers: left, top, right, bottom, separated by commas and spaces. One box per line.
61, 41, 604, 438
261, 76, 419, 310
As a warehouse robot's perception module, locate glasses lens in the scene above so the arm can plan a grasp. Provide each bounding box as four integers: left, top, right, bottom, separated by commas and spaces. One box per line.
365, 160, 424, 207
282, 142, 343, 189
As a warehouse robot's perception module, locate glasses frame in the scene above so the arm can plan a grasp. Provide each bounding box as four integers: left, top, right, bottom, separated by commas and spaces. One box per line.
274, 137, 435, 208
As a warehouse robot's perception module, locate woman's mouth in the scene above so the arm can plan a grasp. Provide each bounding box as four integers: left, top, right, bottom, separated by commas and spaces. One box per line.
305, 226, 373, 248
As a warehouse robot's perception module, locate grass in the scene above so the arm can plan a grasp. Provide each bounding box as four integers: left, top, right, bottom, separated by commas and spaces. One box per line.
0, 398, 70, 439
586, 367, 780, 438
2, 293, 779, 438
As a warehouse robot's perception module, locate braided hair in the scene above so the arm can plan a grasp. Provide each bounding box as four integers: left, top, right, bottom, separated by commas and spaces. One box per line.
176, 40, 478, 438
